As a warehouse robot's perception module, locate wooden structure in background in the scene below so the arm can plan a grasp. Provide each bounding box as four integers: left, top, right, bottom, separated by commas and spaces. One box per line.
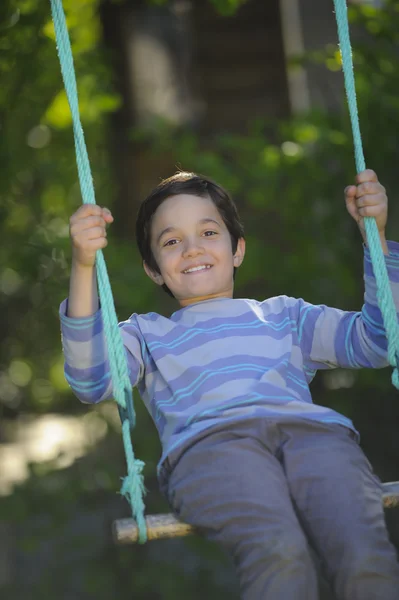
100, 0, 290, 239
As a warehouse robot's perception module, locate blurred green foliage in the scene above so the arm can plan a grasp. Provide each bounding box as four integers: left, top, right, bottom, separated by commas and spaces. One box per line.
1, 0, 399, 598
149, 0, 249, 15
0, 0, 119, 417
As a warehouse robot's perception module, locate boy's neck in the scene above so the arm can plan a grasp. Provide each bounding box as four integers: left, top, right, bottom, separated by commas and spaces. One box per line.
178, 291, 233, 308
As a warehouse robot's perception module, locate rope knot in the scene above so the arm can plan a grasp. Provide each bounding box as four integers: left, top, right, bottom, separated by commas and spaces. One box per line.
391, 367, 399, 391
120, 461, 147, 543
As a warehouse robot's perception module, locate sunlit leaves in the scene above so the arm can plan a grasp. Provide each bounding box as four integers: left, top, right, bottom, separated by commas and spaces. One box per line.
43, 0, 101, 54
45, 90, 74, 128
45, 85, 121, 129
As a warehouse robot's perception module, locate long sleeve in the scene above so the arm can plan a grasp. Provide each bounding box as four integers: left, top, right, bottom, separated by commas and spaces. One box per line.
59, 299, 145, 404
297, 240, 399, 371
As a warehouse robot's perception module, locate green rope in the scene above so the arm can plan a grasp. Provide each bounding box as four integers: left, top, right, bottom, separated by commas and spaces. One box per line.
49, 0, 147, 543
333, 0, 399, 389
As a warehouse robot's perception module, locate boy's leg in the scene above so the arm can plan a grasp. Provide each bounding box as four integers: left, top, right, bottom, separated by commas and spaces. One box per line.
166, 424, 319, 600
281, 420, 399, 600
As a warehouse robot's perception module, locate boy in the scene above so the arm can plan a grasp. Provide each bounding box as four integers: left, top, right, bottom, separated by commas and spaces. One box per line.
60, 169, 399, 599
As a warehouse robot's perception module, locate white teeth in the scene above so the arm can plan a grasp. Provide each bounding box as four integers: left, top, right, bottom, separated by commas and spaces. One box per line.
184, 265, 211, 273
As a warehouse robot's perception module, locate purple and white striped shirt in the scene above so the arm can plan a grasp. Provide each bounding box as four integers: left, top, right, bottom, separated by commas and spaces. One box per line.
60, 241, 399, 470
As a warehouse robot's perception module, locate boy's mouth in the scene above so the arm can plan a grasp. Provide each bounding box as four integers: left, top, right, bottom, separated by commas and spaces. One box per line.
182, 264, 213, 274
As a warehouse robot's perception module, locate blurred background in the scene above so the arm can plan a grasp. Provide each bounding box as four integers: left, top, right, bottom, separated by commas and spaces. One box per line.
1, 0, 399, 597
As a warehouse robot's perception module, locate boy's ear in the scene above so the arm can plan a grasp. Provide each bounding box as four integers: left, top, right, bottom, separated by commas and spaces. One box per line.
143, 261, 164, 286
233, 237, 245, 267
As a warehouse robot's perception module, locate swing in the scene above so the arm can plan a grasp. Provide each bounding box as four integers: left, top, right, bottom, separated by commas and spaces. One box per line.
50, 0, 399, 546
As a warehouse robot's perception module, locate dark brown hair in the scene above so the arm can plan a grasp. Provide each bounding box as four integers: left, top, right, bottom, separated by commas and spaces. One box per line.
135, 171, 245, 297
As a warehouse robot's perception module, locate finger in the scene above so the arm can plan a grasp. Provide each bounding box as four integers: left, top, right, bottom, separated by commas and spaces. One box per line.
356, 192, 387, 208
344, 185, 357, 200
74, 204, 104, 219
101, 207, 114, 224
86, 237, 108, 250
70, 215, 106, 233
345, 195, 359, 221
357, 204, 386, 218
84, 226, 107, 241
356, 181, 385, 198
103, 213, 114, 224
355, 169, 378, 184
70, 205, 104, 227
72, 227, 106, 246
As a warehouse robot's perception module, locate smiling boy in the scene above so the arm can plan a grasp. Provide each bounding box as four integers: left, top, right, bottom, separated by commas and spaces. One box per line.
142, 193, 245, 304
60, 170, 399, 599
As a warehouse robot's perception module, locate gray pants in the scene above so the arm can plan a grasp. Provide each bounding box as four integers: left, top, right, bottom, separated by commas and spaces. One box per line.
165, 418, 399, 599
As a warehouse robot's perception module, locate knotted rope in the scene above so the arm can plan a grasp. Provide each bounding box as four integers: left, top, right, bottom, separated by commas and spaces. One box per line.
333, 0, 399, 388
49, 0, 147, 543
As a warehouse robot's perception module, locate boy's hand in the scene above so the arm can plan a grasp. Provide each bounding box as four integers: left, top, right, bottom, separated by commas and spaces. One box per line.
345, 169, 388, 240
69, 204, 114, 268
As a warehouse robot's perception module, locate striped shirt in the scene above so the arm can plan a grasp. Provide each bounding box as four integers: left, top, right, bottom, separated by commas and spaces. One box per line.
60, 241, 399, 470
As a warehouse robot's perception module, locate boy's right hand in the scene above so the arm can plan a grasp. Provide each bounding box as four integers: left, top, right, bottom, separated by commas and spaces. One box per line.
69, 205, 114, 268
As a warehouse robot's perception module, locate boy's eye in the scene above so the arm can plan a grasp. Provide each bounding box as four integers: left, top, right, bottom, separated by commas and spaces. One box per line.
163, 231, 216, 246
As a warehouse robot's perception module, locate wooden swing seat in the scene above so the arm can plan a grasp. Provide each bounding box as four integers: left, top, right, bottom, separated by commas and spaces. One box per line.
113, 480, 399, 544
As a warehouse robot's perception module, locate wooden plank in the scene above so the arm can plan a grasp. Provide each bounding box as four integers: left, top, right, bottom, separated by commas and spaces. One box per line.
113, 514, 194, 545
382, 481, 399, 508
113, 481, 399, 544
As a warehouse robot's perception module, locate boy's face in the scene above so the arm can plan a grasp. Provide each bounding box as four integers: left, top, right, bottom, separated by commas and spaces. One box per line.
144, 194, 245, 307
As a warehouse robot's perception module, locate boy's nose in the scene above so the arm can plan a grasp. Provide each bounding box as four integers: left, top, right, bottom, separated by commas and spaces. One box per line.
182, 239, 204, 258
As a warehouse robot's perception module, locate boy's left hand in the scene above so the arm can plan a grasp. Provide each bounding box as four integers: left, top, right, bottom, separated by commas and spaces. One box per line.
345, 169, 387, 237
